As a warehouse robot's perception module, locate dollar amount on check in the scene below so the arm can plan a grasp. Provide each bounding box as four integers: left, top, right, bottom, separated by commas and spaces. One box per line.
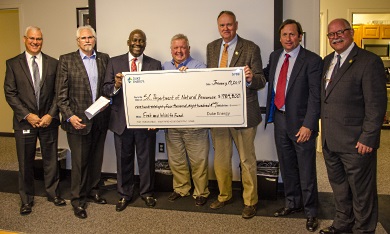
122, 67, 247, 128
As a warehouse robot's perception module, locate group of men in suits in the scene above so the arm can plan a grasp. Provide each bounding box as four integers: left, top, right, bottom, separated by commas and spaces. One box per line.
262, 17, 387, 234
4, 11, 387, 232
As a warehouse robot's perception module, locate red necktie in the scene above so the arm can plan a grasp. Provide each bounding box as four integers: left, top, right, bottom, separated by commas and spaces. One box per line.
274, 54, 290, 109
131, 58, 137, 72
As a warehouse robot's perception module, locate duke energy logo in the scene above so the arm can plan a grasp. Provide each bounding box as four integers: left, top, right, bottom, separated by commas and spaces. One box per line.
128, 76, 144, 83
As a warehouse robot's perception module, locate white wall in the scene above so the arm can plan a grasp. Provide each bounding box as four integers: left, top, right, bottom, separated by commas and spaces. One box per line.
284, 0, 320, 54
1, 0, 322, 181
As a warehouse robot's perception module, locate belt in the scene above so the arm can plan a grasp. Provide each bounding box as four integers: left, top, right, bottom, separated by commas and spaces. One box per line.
276, 109, 286, 115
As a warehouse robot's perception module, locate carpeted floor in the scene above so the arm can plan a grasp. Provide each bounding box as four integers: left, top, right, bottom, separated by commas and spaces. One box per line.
0, 131, 389, 233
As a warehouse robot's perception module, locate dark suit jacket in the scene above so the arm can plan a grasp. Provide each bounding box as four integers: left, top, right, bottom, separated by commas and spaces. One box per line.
206, 35, 266, 128
56, 50, 110, 135
102, 53, 162, 135
4, 52, 60, 130
264, 46, 322, 138
321, 44, 387, 152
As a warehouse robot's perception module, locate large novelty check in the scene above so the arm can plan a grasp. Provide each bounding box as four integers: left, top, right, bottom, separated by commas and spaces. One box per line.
122, 67, 247, 128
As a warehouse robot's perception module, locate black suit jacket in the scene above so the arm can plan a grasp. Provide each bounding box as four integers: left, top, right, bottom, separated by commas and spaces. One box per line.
321, 44, 387, 152
264, 46, 322, 138
102, 53, 162, 135
206, 35, 266, 128
4, 52, 59, 130
56, 50, 110, 135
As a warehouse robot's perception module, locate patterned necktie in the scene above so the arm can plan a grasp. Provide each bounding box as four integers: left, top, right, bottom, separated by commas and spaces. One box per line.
131, 58, 138, 72
219, 44, 229, 68
274, 54, 290, 109
32, 56, 40, 109
327, 54, 341, 87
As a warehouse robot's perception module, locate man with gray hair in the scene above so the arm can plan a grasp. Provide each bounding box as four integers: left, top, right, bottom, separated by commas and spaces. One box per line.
162, 34, 210, 206
5, 26, 66, 215
56, 25, 110, 219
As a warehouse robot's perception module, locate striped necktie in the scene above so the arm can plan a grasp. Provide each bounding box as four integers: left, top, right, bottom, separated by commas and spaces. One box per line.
32, 56, 40, 108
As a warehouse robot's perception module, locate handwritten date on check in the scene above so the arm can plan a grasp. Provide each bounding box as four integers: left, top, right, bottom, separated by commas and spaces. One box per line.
122, 67, 247, 128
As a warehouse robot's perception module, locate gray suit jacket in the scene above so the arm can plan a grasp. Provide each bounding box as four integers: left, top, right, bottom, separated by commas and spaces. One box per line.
102, 53, 162, 135
56, 50, 110, 135
4, 52, 60, 130
264, 46, 322, 138
206, 35, 266, 128
321, 44, 387, 152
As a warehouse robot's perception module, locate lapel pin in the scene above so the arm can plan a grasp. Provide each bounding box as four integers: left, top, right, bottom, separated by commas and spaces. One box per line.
235, 51, 239, 55
349, 59, 353, 63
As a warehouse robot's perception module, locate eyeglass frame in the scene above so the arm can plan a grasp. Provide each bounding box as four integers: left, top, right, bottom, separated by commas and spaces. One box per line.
326, 28, 351, 39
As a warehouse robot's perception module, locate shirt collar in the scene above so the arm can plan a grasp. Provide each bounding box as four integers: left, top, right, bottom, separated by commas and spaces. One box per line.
128, 52, 143, 62
170, 56, 193, 68
334, 42, 355, 60
79, 50, 96, 59
222, 34, 238, 47
283, 45, 301, 58
25, 51, 42, 60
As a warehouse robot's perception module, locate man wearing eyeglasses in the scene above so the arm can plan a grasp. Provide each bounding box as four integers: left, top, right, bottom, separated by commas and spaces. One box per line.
4, 26, 66, 215
319, 18, 387, 234
56, 25, 110, 219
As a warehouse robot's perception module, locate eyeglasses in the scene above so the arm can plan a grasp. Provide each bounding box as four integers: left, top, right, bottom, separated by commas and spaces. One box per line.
78, 36, 95, 41
327, 28, 351, 39
25, 36, 43, 42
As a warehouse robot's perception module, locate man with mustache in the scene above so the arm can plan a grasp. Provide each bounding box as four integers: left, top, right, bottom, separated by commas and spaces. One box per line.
319, 18, 387, 234
103, 29, 161, 211
56, 25, 110, 219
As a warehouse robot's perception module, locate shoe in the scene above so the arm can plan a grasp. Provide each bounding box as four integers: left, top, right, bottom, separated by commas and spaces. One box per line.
209, 198, 232, 210
242, 205, 257, 219
48, 196, 66, 206
116, 198, 131, 212
73, 206, 87, 219
20, 202, 34, 215
306, 217, 318, 232
319, 225, 353, 234
168, 191, 182, 202
142, 196, 156, 207
195, 196, 207, 206
88, 194, 107, 204
273, 207, 303, 217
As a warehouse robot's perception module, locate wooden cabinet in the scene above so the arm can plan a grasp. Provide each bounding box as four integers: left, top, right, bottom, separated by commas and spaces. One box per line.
362, 25, 380, 38
353, 25, 362, 47
381, 25, 390, 38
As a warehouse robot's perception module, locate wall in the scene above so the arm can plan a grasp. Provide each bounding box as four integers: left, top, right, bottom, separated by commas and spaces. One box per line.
320, 0, 390, 56
284, 0, 320, 54
0, 9, 20, 133
0, 0, 322, 181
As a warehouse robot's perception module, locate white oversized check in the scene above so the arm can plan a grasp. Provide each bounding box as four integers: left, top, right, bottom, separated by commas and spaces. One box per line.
122, 67, 247, 128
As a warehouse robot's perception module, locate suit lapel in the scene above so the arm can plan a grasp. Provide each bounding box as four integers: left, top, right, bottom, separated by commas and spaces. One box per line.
40, 53, 49, 89
287, 47, 305, 94
211, 40, 222, 68
269, 49, 283, 90
142, 55, 150, 71
74, 50, 93, 100
19, 53, 34, 89
230, 36, 242, 67
325, 46, 358, 97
